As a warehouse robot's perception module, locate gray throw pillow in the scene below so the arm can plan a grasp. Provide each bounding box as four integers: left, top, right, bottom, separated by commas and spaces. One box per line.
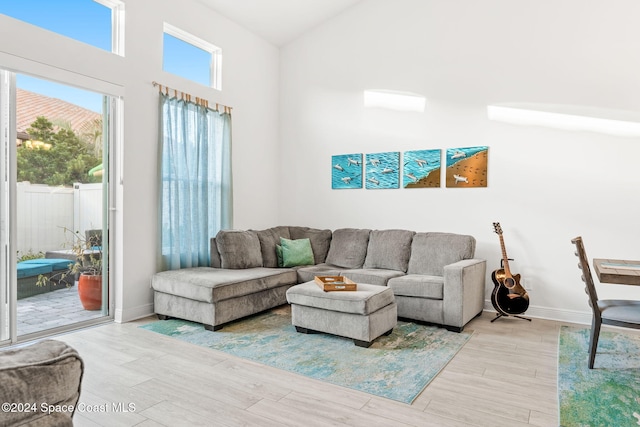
215, 230, 263, 269
289, 226, 332, 263
408, 232, 476, 276
325, 228, 371, 268
254, 226, 291, 268
363, 229, 415, 272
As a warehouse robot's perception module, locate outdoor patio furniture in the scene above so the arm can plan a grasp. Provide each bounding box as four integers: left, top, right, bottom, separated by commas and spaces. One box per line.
85, 228, 102, 248
21, 258, 75, 288
17, 259, 74, 299
17, 263, 53, 299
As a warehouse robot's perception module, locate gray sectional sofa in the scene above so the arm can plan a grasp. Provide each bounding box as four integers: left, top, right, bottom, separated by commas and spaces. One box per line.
151, 226, 486, 333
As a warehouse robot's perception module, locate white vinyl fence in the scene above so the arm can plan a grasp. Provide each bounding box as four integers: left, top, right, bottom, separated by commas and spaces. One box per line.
16, 182, 102, 256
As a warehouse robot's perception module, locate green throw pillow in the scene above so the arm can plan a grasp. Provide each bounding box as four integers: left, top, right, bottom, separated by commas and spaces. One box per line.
280, 237, 314, 268
276, 244, 284, 267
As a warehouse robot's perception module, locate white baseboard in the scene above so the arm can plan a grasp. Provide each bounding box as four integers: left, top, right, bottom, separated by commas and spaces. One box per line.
114, 303, 154, 323
483, 301, 591, 325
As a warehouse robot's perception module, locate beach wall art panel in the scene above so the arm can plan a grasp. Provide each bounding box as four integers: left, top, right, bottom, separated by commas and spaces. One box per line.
403, 149, 441, 188
365, 152, 400, 189
445, 146, 488, 188
332, 153, 363, 189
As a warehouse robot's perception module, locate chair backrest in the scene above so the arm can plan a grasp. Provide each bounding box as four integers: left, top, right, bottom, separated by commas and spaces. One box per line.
571, 236, 600, 316
85, 229, 102, 247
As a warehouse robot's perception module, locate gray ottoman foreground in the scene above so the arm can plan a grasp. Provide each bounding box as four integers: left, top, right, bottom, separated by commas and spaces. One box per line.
0, 339, 84, 427
286, 281, 397, 348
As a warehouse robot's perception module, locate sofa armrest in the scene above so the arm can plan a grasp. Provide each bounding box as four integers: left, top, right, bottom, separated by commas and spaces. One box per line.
442, 258, 486, 329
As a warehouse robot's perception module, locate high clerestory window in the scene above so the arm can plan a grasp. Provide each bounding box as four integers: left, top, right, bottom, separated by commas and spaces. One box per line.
0, 0, 125, 55
163, 23, 222, 90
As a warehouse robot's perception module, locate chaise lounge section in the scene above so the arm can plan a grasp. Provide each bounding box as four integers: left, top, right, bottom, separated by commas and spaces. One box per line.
151, 226, 486, 332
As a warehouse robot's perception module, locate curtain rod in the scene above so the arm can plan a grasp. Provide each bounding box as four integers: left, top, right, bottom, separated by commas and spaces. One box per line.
152, 81, 232, 114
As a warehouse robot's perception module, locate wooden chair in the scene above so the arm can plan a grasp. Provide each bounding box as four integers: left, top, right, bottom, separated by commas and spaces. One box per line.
571, 236, 640, 368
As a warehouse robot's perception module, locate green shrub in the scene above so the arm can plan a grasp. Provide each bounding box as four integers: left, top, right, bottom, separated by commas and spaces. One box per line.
17, 250, 44, 262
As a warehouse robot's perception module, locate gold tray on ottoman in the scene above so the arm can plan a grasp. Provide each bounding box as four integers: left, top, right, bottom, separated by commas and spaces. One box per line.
314, 276, 357, 292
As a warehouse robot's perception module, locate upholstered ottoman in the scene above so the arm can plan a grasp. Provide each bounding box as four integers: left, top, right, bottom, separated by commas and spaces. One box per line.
286, 281, 397, 347
0, 340, 84, 427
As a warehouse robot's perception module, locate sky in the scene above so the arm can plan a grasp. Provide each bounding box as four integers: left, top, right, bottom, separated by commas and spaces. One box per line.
163, 33, 211, 88
2, 0, 211, 113
2, 0, 110, 113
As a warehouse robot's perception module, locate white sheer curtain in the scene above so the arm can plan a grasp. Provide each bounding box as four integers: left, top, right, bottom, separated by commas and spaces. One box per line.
159, 93, 232, 270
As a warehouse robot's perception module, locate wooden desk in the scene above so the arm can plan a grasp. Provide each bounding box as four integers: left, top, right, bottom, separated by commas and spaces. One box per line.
593, 258, 640, 286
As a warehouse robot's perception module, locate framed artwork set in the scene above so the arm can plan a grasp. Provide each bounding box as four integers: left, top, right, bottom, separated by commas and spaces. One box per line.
332, 146, 488, 189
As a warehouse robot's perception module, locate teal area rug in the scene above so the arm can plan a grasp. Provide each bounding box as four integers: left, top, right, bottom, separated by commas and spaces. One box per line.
140, 307, 472, 404
558, 326, 640, 426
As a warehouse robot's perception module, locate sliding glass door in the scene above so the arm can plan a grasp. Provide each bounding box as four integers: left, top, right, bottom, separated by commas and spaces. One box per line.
0, 71, 15, 343
0, 70, 114, 344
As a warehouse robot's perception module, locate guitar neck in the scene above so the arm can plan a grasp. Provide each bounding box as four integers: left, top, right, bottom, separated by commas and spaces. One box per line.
498, 234, 512, 276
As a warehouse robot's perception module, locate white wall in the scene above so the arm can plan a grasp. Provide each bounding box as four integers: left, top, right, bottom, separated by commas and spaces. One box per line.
279, 0, 640, 322
0, 0, 280, 322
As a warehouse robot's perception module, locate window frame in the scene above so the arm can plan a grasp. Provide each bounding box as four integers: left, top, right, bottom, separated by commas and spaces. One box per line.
0, 0, 125, 56
94, 0, 126, 56
163, 23, 222, 90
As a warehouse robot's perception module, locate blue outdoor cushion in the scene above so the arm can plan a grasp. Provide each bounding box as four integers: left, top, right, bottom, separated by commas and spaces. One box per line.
20, 259, 73, 271
17, 263, 53, 279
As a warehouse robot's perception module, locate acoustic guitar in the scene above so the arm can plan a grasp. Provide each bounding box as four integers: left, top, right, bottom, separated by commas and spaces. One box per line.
491, 222, 529, 316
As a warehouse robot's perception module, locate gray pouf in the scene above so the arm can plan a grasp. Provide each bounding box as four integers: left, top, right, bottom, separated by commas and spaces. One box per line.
0, 339, 84, 427
286, 281, 397, 347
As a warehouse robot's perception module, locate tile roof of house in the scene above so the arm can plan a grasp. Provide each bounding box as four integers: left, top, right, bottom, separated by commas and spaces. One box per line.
16, 88, 101, 139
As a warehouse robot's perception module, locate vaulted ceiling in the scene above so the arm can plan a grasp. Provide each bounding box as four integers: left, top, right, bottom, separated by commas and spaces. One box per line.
198, 0, 362, 46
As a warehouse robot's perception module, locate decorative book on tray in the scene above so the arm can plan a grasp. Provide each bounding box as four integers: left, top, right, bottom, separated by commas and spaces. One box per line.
314, 276, 357, 292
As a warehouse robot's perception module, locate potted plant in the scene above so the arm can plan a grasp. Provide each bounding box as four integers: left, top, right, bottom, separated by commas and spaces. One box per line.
37, 227, 103, 310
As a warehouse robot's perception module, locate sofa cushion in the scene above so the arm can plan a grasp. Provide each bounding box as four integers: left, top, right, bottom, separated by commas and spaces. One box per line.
340, 268, 405, 287
325, 228, 371, 268
20, 258, 73, 271
210, 237, 222, 268
387, 275, 444, 299
286, 281, 395, 316
152, 267, 297, 303
296, 264, 343, 283
280, 238, 314, 267
16, 263, 53, 278
216, 230, 263, 269
289, 226, 332, 263
363, 229, 415, 272
408, 232, 476, 276
254, 226, 291, 268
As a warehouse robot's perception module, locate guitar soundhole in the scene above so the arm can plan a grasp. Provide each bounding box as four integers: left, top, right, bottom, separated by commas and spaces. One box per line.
504, 277, 515, 289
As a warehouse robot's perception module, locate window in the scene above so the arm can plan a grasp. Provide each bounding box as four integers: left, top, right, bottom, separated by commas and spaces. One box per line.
163, 23, 222, 90
0, 0, 124, 55
159, 94, 232, 269
17, 75, 102, 113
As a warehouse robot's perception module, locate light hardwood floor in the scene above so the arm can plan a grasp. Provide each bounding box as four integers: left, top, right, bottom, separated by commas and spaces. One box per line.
53, 310, 572, 427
